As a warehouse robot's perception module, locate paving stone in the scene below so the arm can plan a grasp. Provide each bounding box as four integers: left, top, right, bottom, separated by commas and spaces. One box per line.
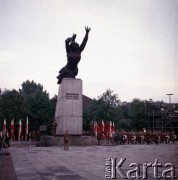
4, 142, 178, 180
56, 175, 84, 180
0, 148, 17, 180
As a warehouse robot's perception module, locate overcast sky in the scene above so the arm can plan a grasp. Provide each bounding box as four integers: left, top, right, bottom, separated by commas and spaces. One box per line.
0, 0, 177, 103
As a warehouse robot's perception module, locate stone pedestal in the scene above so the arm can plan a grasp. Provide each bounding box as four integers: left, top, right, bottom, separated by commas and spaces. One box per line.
55, 78, 83, 135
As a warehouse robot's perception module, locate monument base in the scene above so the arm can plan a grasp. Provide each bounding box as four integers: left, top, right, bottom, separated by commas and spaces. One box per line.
55, 78, 83, 135
39, 135, 97, 146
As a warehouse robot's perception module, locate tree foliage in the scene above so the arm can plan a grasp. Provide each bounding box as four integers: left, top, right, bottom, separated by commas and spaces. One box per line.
83, 90, 170, 131
20, 80, 43, 96
0, 80, 57, 134
83, 89, 123, 130
1, 81, 172, 134
0, 89, 27, 126
127, 98, 145, 130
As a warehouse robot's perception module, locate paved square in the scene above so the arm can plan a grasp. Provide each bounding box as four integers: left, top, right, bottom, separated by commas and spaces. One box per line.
8, 142, 178, 180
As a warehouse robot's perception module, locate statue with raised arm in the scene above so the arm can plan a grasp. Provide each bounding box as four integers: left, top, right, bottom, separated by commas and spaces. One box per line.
57, 26, 91, 84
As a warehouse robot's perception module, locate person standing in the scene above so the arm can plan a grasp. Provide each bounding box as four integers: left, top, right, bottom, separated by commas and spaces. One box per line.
5, 131, 10, 147
97, 131, 102, 145
27, 132, 32, 146
63, 130, 71, 150
52, 120, 57, 136
2, 130, 7, 148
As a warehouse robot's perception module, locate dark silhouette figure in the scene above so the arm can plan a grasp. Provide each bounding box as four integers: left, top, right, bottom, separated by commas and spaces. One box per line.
64, 130, 71, 150
57, 26, 91, 84
52, 120, 57, 136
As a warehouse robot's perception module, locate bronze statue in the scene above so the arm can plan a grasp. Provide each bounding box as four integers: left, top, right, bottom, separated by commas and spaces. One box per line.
57, 26, 91, 84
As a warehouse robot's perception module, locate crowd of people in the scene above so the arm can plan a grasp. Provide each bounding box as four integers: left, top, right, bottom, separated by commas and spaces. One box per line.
96, 129, 177, 146
0, 129, 41, 151
1, 126, 177, 151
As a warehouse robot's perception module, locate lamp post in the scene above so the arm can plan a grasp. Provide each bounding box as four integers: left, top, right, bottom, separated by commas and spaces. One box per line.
166, 94, 173, 104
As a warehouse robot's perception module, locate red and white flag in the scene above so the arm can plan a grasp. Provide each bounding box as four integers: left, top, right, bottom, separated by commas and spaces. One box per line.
109, 121, 112, 137
18, 119, 22, 141
102, 120, 105, 132
11, 119, 15, 141
94, 121, 97, 137
3, 119, 6, 131
112, 121, 116, 134
26, 117, 29, 135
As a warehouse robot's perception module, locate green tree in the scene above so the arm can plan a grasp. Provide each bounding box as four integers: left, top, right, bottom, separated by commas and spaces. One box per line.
0, 80, 57, 135
20, 80, 43, 95
0, 89, 27, 131
19, 80, 51, 131
83, 89, 123, 130
127, 98, 145, 130
46, 95, 57, 133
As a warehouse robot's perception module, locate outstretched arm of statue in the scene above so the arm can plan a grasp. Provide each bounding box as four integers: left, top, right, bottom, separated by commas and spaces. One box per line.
65, 34, 77, 52
80, 26, 91, 52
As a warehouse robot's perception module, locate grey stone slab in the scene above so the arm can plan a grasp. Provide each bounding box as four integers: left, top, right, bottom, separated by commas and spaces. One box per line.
17, 174, 41, 178
17, 175, 42, 180
48, 166, 74, 174
38, 172, 52, 176
9, 142, 178, 180
56, 175, 85, 180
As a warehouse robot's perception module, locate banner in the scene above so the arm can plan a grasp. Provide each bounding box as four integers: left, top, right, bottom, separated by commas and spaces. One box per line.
94, 121, 97, 137
26, 117, 29, 135
18, 119, 22, 141
11, 119, 15, 141
3, 119, 6, 131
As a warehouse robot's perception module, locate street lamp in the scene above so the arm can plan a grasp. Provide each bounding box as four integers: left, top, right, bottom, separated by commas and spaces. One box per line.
166, 94, 173, 104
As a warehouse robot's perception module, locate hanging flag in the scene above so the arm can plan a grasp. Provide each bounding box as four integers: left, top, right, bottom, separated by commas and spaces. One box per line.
18, 119, 22, 141
109, 121, 112, 137
3, 119, 6, 131
94, 121, 98, 137
112, 121, 116, 134
11, 119, 15, 141
102, 120, 105, 132
26, 117, 29, 136
97, 120, 101, 132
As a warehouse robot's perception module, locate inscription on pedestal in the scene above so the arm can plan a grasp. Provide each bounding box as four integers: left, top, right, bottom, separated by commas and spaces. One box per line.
66, 93, 79, 100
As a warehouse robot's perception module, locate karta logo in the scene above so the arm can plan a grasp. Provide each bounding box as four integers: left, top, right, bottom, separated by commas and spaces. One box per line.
105, 158, 177, 179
